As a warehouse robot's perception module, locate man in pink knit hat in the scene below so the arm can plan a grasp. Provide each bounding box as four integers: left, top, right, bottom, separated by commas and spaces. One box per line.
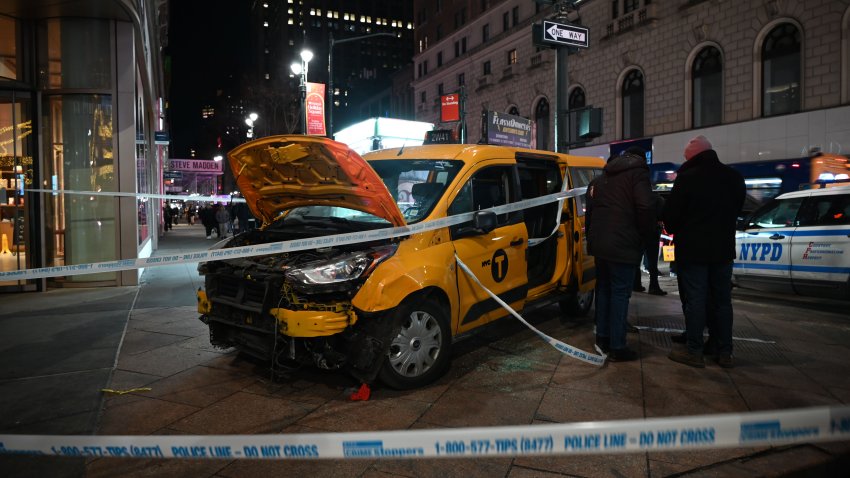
663, 135, 746, 368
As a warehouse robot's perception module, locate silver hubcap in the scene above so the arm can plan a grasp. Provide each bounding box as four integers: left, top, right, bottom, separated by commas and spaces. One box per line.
387, 310, 443, 378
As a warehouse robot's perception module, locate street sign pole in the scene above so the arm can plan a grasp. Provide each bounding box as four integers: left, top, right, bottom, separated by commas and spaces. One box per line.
460, 85, 467, 144
556, 47, 568, 153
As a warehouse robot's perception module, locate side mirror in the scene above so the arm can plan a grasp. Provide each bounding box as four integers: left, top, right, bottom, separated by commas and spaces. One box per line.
473, 211, 497, 234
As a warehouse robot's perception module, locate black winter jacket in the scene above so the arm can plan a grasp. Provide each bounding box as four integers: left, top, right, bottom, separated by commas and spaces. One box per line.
662, 149, 746, 263
585, 153, 655, 265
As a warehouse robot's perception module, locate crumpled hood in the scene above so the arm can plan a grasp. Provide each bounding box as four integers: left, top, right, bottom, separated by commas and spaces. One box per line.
227, 135, 406, 227
604, 153, 648, 175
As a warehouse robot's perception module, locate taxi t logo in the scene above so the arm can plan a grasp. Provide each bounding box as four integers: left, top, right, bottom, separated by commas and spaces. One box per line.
490, 249, 509, 282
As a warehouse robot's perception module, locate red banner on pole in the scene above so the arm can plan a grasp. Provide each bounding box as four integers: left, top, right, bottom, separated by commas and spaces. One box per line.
441, 93, 460, 122
306, 82, 327, 136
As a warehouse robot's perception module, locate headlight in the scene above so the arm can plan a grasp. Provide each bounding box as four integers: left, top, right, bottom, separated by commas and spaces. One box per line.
285, 245, 397, 289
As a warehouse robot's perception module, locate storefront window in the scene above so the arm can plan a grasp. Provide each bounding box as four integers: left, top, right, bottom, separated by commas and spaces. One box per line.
42, 19, 112, 90
0, 16, 18, 80
43, 95, 116, 283
0, 92, 33, 289
135, 75, 150, 246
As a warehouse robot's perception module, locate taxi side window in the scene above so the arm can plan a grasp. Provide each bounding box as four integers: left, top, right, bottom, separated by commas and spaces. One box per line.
746, 197, 804, 228
798, 194, 850, 227
568, 167, 603, 217
448, 165, 518, 236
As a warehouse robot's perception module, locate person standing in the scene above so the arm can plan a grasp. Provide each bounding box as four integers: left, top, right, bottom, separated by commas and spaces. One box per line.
199, 204, 216, 239
586, 149, 656, 361
663, 135, 745, 368
215, 204, 230, 239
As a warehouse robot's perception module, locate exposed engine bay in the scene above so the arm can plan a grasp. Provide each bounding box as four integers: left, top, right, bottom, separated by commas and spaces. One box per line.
198, 223, 400, 383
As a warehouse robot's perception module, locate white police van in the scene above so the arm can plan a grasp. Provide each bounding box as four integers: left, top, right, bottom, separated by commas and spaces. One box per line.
734, 185, 850, 299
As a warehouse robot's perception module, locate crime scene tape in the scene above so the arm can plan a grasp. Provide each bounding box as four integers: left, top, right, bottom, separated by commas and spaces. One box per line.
25, 188, 247, 204
0, 187, 586, 281
455, 254, 606, 366
1, 406, 847, 459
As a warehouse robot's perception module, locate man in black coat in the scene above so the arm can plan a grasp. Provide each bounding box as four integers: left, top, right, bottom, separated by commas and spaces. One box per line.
586, 149, 656, 361
663, 135, 745, 368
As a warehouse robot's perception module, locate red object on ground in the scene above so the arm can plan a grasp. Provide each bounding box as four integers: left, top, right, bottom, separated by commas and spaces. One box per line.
349, 383, 371, 401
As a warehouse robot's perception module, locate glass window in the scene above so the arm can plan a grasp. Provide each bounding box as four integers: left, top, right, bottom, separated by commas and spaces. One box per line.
503, 12, 509, 31
0, 91, 34, 286
42, 19, 113, 90
762, 23, 801, 117
693, 46, 723, 128
535, 98, 550, 151
0, 15, 17, 80
569, 87, 586, 110
507, 49, 517, 65
43, 95, 117, 283
458, 73, 465, 86
745, 197, 804, 229
569, 167, 604, 217
482, 24, 490, 43
512, 6, 519, 26
622, 69, 644, 139
448, 165, 517, 233
437, 51, 443, 67
368, 159, 463, 223
798, 194, 850, 227
483, 61, 491, 75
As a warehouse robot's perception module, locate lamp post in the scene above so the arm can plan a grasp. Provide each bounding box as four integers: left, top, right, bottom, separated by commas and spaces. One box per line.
244, 112, 258, 139
328, 31, 396, 138
291, 49, 313, 135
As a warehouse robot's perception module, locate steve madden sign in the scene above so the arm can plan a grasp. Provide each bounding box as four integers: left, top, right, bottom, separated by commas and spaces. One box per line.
168, 159, 223, 173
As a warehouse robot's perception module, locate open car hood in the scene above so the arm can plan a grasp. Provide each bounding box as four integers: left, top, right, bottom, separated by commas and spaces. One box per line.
227, 135, 406, 227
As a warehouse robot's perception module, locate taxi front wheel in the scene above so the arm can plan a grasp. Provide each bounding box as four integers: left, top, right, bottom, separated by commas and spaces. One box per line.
378, 299, 452, 390
560, 289, 594, 317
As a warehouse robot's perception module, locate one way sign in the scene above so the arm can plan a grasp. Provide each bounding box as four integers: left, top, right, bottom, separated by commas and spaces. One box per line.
540, 20, 589, 48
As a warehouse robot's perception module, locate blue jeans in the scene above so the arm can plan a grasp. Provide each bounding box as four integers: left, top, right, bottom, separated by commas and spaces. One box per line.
676, 261, 734, 356
594, 258, 636, 350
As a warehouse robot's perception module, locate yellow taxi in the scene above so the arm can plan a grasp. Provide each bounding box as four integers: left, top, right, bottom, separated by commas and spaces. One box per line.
197, 135, 604, 389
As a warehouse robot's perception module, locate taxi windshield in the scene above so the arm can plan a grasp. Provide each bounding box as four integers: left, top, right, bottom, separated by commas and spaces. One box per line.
368, 159, 464, 223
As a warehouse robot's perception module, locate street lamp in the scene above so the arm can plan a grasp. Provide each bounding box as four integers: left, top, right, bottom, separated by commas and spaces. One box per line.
244, 112, 258, 139
328, 32, 396, 138
291, 49, 313, 135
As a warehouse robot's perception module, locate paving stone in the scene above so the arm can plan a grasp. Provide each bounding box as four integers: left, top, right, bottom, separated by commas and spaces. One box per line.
643, 385, 750, 418
735, 383, 842, 411
169, 391, 315, 434
550, 354, 643, 396
535, 387, 644, 423
97, 396, 200, 435
217, 458, 370, 478
515, 453, 648, 477
138, 365, 257, 408
117, 341, 224, 378
86, 457, 229, 478
418, 387, 541, 428
368, 456, 513, 478
297, 395, 430, 432
119, 329, 192, 356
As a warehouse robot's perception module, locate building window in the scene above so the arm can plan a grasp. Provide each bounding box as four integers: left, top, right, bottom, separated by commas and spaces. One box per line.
624, 0, 638, 14
503, 12, 509, 32
508, 106, 520, 116
455, 41, 460, 58
762, 23, 801, 117
611, 0, 619, 19
693, 46, 722, 128
458, 73, 465, 86
535, 98, 550, 150
461, 37, 467, 54
437, 51, 443, 67
512, 6, 519, 26
436, 25, 443, 41
423, 60, 429, 75
483, 60, 491, 75
438, 83, 444, 96
569, 87, 586, 110
622, 69, 644, 139
418, 62, 422, 78
507, 49, 517, 65
420, 91, 426, 104
482, 24, 490, 43
0, 16, 18, 80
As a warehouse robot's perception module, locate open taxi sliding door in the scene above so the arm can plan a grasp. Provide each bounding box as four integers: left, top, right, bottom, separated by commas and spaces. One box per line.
563, 164, 603, 293
448, 160, 529, 335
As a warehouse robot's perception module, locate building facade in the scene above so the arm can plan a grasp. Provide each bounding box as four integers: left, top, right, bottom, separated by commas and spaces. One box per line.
248, 0, 415, 136
412, 0, 850, 165
0, 0, 169, 291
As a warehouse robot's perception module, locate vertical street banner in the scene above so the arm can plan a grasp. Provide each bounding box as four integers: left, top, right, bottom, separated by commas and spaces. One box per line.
485, 111, 533, 148
441, 93, 460, 122
306, 82, 327, 136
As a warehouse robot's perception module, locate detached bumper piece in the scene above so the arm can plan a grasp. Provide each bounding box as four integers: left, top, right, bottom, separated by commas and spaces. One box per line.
270, 308, 356, 337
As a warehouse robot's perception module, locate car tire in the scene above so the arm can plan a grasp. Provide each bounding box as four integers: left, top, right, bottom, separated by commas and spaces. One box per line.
378, 299, 452, 390
560, 288, 594, 317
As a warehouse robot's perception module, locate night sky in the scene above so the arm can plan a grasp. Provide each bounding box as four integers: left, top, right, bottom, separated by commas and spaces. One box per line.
167, 0, 251, 159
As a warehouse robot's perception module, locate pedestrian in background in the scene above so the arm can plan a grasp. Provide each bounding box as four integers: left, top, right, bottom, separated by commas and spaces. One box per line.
199, 204, 216, 239
663, 135, 745, 368
585, 148, 656, 361
633, 192, 667, 295
215, 204, 230, 239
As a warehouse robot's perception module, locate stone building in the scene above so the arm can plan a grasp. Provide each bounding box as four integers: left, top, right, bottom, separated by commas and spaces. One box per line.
412, 0, 850, 164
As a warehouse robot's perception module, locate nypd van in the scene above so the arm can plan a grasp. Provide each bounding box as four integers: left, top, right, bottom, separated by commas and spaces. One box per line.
734, 185, 850, 299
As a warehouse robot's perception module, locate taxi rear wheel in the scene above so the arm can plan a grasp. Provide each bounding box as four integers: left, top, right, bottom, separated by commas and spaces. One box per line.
378, 300, 451, 390
560, 288, 594, 317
